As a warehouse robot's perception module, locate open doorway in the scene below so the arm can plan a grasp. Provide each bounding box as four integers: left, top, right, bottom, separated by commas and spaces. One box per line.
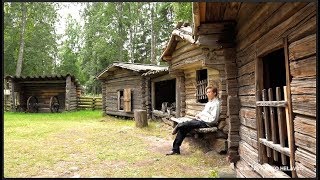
154, 79, 176, 111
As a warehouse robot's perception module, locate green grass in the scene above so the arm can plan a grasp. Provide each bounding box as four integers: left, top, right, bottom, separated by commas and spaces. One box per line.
4, 110, 233, 178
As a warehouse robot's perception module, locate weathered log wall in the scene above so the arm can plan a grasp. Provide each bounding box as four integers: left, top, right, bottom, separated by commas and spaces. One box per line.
103, 69, 145, 118
235, 2, 316, 178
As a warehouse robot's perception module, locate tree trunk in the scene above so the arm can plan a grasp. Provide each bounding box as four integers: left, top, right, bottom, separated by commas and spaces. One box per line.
150, 2, 156, 64
16, 3, 27, 76
117, 2, 124, 62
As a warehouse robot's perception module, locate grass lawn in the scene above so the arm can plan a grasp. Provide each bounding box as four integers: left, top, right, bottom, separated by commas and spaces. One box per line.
4, 110, 234, 178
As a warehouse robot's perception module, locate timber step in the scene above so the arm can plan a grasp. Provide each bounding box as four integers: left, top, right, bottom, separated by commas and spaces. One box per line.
169, 117, 217, 133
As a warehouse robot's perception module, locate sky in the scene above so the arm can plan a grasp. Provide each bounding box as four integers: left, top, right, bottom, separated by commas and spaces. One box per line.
56, 3, 85, 38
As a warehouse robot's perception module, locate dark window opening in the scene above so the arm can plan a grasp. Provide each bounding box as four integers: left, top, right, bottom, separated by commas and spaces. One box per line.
155, 79, 176, 111
118, 90, 124, 110
261, 48, 291, 177
262, 48, 287, 100
196, 69, 208, 103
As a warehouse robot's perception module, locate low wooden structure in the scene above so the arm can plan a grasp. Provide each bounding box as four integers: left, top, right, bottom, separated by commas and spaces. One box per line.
162, 2, 316, 178
4, 74, 82, 112
97, 62, 169, 118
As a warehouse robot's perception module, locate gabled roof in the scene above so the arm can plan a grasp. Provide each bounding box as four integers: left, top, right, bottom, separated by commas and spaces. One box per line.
97, 62, 168, 79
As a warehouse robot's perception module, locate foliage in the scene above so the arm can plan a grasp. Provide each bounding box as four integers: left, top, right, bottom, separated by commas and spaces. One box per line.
3, 2, 60, 76
171, 2, 192, 23
4, 2, 192, 94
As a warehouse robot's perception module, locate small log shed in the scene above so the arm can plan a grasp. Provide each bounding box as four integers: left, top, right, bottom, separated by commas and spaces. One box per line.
4, 74, 82, 112
161, 2, 316, 178
97, 62, 170, 118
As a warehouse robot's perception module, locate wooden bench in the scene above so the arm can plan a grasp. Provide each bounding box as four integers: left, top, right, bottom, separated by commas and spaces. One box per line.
169, 117, 217, 133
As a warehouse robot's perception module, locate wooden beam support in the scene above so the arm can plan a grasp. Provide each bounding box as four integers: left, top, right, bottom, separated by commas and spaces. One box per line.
256, 100, 287, 107
259, 138, 290, 157
284, 37, 297, 178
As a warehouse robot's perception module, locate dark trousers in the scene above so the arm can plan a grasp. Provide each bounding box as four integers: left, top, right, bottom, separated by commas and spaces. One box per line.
172, 119, 209, 152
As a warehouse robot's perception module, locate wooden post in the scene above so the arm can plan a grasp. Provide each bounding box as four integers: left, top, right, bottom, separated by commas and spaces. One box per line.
268, 88, 279, 162
262, 89, 272, 159
134, 109, 148, 128
92, 97, 95, 110
276, 87, 288, 165
65, 75, 72, 111
102, 81, 107, 116
255, 55, 268, 164
284, 37, 297, 178
9, 79, 16, 112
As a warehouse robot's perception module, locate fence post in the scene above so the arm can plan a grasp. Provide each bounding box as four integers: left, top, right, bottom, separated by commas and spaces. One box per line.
92, 97, 95, 110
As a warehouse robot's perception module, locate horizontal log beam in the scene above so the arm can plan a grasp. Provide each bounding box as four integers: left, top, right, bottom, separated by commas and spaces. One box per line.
256, 101, 287, 107
259, 138, 290, 157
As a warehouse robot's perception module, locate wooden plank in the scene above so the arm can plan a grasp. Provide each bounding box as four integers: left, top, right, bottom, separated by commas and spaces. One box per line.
223, 2, 241, 21
262, 89, 272, 158
288, 14, 316, 43
268, 88, 279, 161
239, 125, 258, 149
239, 95, 255, 108
294, 132, 316, 154
172, 43, 198, 58
276, 87, 288, 165
237, 2, 283, 42
259, 138, 290, 157
256, 100, 287, 107
239, 85, 255, 96
238, 73, 255, 87
293, 115, 316, 138
239, 108, 256, 128
123, 88, 131, 112
290, 55, 316, 78
295, 147, 316, 172
291, 94, 316, 117
238, 140, 259, 164
255, 56, 267, 163
236, 3, 261, 31
295, 162, 316, 178
284, 36, 296, 177
256, 3, 314, 57
291, 77, 316, 95
259, 163, 290, 178
238, 2, 307, 52
235, 159, 262, 178
288, 34, 316, 61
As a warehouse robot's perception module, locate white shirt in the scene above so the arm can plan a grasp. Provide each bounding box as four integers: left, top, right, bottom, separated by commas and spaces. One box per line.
196, 98, 220, 125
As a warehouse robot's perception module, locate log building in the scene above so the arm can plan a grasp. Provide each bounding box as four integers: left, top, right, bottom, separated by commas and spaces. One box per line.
97, 62, 169, 118
161, 2, 316, 178
5, 74, 82, 112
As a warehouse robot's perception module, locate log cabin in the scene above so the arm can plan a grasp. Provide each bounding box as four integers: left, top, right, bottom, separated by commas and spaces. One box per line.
4, 74, 82, 113
97, 62, 169, 118
161, 2, 316, 178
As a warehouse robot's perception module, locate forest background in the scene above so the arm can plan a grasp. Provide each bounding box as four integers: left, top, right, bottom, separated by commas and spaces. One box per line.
3, 2, 192, 95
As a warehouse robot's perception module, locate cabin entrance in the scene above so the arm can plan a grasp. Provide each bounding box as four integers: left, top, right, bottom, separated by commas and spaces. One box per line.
154, 79, 176, 111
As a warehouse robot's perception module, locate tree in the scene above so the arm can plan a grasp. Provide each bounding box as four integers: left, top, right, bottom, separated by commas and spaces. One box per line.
171, 2, 192, 23
4, 2, 60, 77
16, 2, 27, 76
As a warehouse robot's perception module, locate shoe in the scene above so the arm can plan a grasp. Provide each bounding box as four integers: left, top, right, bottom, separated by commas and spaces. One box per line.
172, 125, 179, 135
166, 151, 180, 156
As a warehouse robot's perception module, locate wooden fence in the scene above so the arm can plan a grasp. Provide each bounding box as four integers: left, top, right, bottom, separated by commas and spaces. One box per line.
77, 96, 102, 110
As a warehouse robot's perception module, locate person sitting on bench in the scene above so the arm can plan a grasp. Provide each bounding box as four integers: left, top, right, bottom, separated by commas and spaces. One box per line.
166, 86, 220, 155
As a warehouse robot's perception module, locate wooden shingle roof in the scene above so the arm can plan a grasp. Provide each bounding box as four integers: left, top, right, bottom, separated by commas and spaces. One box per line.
97, 62, 168, 79
5, 74, 82, 89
